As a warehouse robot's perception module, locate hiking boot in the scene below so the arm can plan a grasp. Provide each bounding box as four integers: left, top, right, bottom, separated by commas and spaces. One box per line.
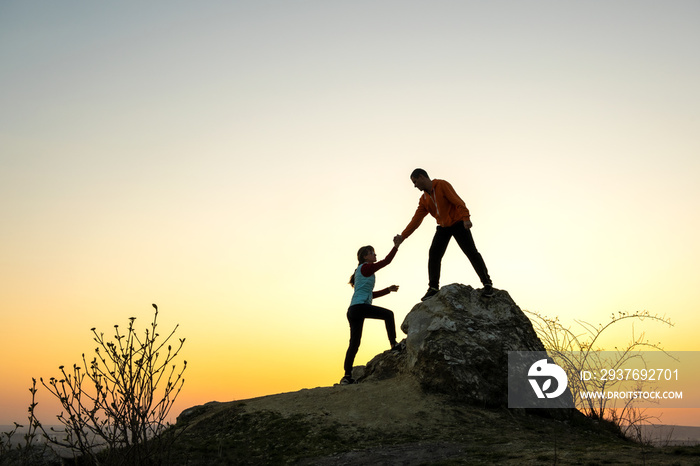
340, 376, 356, 385
481, 285, 495, 298
421, 287, 439, 301
390, 341, 406, 353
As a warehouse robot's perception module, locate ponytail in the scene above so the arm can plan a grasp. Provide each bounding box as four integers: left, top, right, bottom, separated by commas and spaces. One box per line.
349, 245, 374, 287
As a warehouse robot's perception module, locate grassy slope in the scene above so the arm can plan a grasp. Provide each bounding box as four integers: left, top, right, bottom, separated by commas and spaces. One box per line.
165, 377, 700, 465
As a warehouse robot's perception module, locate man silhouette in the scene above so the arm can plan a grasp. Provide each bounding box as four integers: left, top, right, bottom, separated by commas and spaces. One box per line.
399, 168, 494, 301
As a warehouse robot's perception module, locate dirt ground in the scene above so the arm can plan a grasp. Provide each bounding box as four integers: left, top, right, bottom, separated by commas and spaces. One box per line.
173, 377, 700, 465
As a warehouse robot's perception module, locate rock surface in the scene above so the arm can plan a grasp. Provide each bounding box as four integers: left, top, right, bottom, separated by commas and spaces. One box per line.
358, 283, 554, 407
169, 376, 654, 465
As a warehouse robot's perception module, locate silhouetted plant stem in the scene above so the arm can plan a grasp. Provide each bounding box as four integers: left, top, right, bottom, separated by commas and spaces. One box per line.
32, 303, 187, 465
526, 309, 674, 439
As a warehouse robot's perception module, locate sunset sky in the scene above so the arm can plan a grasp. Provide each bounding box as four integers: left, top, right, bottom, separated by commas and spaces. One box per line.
2, 1, 699, 427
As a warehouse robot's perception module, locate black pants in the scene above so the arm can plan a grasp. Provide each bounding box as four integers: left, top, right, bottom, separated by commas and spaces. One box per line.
343, 304, 397, 376
428, 221, 492, 289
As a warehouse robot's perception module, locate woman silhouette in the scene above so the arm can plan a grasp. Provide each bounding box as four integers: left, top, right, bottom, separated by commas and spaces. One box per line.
341, 235, 403, 385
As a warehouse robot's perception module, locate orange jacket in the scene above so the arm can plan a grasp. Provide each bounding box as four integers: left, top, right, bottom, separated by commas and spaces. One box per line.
401, 179, 471, 238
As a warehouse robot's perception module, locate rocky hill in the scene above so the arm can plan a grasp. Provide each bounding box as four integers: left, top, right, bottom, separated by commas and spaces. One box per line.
166, 285, 700, 465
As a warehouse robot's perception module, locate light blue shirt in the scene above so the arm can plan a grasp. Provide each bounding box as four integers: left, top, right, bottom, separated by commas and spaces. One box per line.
350, 263, 375, 306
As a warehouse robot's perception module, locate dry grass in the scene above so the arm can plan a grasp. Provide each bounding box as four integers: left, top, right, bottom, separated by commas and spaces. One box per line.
165, 377, 700, 465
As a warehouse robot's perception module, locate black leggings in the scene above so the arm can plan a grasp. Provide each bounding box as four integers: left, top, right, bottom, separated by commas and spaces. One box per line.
428, 221, 492, 289
343, 303, 397, 376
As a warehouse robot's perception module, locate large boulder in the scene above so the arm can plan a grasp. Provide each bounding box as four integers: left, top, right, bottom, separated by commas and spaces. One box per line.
357, 284, 561, 408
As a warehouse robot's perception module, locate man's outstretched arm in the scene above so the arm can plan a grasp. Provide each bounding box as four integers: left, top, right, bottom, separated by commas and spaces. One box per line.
400, 202, 429, 239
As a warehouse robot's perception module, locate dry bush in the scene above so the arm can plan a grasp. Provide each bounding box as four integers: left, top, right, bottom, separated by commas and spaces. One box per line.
526, 309, 675, 433
4, 304, 188, 465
